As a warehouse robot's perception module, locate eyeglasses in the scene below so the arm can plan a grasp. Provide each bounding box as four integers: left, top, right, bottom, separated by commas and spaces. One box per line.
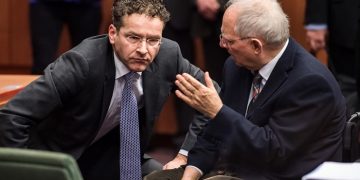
219, 34, 253, 47
125, 35, 162, 47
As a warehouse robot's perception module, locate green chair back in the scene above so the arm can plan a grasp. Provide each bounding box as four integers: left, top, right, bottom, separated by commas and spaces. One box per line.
0, 147, 83, 180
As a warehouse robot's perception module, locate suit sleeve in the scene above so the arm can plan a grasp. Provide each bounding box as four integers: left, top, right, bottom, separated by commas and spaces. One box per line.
304, 0, 327, 25
0, 51, 90, 147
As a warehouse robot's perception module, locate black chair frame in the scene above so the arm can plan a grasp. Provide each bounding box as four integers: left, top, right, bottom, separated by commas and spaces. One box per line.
343, 112, 360, 162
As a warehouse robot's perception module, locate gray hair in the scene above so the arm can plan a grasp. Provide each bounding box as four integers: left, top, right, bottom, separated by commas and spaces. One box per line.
225, 0, 289, 47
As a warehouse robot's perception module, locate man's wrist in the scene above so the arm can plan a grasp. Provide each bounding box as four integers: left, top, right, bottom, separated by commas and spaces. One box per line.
179, 149, 189, 156
176, 152, 188, 163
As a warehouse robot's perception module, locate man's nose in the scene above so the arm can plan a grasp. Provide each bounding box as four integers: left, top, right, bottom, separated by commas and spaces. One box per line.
136, 41, 148, 54
219, 41, 227, 49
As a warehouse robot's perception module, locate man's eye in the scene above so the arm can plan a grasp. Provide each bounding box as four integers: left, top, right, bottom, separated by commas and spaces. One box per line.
227, 40, 234, 45
147, 39, 160, 45
128, 36, 141, 41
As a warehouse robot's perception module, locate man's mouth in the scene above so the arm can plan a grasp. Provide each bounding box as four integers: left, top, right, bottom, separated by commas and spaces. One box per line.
131, 58, 148, 64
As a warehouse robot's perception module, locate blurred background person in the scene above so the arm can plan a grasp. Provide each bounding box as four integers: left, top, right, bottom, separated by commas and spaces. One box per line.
192, 0, 229, 84
304, 0, 360, 115
161, 0, 229, 148
162, 0, 196, 148
29, 0, 102, 74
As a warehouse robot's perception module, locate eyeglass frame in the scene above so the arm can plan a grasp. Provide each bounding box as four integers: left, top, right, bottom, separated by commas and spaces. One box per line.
124, 34, 162, 47
219, 34, 254, 47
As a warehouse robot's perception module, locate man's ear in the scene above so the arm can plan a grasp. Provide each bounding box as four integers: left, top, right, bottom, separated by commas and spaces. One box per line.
251, 38, 263, 55
108, 24, 117, 44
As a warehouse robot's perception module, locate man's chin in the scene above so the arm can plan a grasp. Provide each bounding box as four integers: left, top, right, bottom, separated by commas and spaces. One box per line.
129, 65, 147, 72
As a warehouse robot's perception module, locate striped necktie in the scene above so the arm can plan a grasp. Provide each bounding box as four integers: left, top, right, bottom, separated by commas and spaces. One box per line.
251, 72, 263, 103
247, 72, 263, 115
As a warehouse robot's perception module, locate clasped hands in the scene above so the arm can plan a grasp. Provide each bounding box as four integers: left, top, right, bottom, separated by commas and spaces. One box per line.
175, 72, 222, 119
196, 0, 220, 21
305, 29, 327, 53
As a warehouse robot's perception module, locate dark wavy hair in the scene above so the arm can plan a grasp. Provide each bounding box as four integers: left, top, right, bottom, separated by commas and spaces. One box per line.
112, 0, 170, 30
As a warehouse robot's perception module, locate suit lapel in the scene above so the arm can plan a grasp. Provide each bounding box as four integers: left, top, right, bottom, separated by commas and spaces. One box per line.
232, 68, 253, 115
222, 60, 253, 115
100, 44, 116, 123
142, 62, 160, 129
246, 39, 296, 119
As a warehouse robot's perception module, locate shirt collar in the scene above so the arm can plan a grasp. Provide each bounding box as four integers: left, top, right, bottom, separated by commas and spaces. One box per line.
258, 39, 289, 81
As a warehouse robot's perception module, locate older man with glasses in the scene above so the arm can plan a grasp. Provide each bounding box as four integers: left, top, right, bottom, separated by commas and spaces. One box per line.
145, 0, 346, 179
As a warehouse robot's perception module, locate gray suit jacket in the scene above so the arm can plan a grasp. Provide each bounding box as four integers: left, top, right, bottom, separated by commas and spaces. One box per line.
0, 35, 212, 159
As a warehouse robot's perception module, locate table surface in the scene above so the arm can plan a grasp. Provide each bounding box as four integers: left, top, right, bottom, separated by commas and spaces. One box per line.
0, 75, 39, 107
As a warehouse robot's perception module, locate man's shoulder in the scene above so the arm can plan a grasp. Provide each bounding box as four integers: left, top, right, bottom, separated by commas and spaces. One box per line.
160, 37, 179, 48
70, 34, 110, 57
156, 38, 181, 58
55, 34, 111, 72
78, 34, 109, 48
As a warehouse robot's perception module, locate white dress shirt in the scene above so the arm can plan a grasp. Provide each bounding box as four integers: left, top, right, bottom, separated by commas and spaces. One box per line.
92, 52, 143, 143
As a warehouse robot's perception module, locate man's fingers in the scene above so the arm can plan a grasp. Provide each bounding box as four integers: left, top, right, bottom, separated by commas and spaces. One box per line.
177, 74, 196, 89
204, 72, 216, 90
176, 75, 195, 96
175, 90, 193, 106
182, 73, 206, 91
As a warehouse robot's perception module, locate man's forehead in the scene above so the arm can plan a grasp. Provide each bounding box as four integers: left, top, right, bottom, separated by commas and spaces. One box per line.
122, 14, 163, 26
120, 14, 164, 36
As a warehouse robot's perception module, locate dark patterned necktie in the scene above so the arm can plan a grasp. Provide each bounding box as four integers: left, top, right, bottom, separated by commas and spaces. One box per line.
251, 72, 263, 103
119, 72, 142, 179
247, 72, 263, 114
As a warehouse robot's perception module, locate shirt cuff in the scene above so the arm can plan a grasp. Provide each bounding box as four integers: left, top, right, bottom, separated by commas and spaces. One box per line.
179, 149, 188, 156
305, 24, 327, 30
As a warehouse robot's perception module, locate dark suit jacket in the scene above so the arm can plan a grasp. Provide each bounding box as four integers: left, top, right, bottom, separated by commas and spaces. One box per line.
187, 38, 347, 179
0, 35, 212, 174
164, 0, 194, 30
305, 0, 360, 109
164, 0, 228, 36
305, 0, 359, 49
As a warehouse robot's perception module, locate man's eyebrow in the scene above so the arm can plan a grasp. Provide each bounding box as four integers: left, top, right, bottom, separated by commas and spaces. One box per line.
124, 31, 161, 39
147, 35, 162, 39
124, 31, 140, 36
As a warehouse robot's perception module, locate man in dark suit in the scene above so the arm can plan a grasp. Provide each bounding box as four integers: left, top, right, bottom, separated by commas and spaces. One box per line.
192, 0, 229, 84
163, 0, 194, 60
145, 0, 347, 179
304, 0, 360, 115
0, 0, 218, 180
29, 0, 102, 74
